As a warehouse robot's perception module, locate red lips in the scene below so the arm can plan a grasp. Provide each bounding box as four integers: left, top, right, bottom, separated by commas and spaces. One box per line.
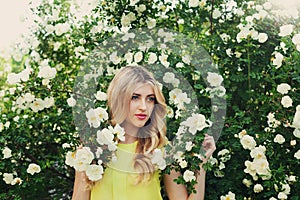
135, 114, 147, 120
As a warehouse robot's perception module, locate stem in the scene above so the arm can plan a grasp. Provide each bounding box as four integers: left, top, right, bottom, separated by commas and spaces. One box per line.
210, 0, 214, 34
247, 39, 251, 91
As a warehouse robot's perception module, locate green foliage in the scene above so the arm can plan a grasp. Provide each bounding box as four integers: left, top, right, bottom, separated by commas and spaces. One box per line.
0, 0, 300, 199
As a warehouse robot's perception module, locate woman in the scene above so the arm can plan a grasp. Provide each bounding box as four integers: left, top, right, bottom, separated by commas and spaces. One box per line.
72, 66, 216, 200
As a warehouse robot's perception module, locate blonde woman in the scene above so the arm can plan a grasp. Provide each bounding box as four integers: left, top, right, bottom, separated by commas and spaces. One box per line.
72, 66, 216, 200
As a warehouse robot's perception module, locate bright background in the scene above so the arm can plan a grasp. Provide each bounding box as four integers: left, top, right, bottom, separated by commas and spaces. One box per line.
0, 0, 33, 52
1, 0, 299, 53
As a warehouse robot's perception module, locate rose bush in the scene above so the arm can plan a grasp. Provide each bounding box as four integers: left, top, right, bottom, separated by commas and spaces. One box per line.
0, 0, 299, 199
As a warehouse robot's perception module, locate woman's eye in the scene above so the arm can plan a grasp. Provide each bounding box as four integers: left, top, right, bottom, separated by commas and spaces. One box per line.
131, 95, 139, 100
147, 97, 156, 102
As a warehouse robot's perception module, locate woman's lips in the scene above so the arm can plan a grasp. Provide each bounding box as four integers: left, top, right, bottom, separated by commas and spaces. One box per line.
135, 114, 147, 120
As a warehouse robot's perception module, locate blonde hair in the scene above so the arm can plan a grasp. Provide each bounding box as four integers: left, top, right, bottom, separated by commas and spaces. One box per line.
107, 66, 167, 183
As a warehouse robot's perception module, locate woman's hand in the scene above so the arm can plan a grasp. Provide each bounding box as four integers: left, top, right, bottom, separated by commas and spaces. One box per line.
200, 134, 216, 166
72, 145, 91, 200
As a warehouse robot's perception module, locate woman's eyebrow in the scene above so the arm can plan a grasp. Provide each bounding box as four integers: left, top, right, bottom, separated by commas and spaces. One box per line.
132, 93, 155, 97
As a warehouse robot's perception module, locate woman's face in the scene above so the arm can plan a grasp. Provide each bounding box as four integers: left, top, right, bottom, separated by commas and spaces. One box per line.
123, 83, 156, 131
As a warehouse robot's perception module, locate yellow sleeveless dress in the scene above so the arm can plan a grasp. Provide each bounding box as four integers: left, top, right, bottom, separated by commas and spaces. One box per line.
90, 141, 162, 200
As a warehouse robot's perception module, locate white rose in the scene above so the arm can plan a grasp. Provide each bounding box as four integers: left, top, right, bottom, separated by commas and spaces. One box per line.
65, 151, 76, 167
292, 34, 300, 45
67, 97, 76, 107
288, 175, 296, 182
55, 23, 70, 36
278, 192, 288, 199
179, 159, 188, 168
279, 24, 294, 37
226, 48, 233, 57
189, 0, 199, 8
176, 62, 184, 68
97, 128, 114, 146
292, 105, 300, 128
212, 9, 222, 19
135, 4, 146, 13
3, 173, 14, 184
110, 124, 125, 141
219, 162, 225, 170
30, 98, 45, 112
281, 96, 293, 108
109, 51, 121, 65
86, 108, 101, 128
294, 149, 300, 160
290, 139, 296, 146
24, 93, 35, 102
163, 72, 175, 84
147, 52, 157, 64
207, 72, 223, 87
74, 147, 94, 171
128, 12, 136, 21
296, 44, 300, 52
220, 191, 236, 200
281, 183, 290, 195
0, 123, 3, 132
253, 184, 264, 193
151, 149, 166, 170
147, 18, 156, 29
240, 135, 256, 150
20, 68, 31, 82
252, 158, 269, 175
45, 24, 55, 34
85, 164, 104, 181
159, 54, 170, 68
257, 33, 268, 43
94, 148, 103, 160
123, 52, 133, 63
185, 141, 194, 151
95, 91, 107, 101
277, 83, 291, 94
121, 14, 131, 27
273, 52, 284, 68
44, 97, 55, 108
129, 0, 139, 6
183, 170, 196, 182
274, 134, 285, 144
182, 55, 191, 65
7, 73, 21, 84
250, 146, 266, 159
242, 178, 252, 187
293, 129, 300, 138
38, 66, 57, 79
2, 147, 12, 159
11, 177, 22, 185
94, 107, 109, 122
181, 113, 210, 135
134, 51, 143, 63
27, 163, 41, 175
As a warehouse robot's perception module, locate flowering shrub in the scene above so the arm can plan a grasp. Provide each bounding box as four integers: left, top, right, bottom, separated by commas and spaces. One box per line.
0, 0, 299, 199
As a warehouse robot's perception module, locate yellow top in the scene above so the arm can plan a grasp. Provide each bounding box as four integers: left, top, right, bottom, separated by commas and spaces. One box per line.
90, 141, 162, 200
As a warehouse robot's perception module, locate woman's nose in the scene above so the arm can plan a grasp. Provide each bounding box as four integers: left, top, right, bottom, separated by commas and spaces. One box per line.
138, 99, 147, 110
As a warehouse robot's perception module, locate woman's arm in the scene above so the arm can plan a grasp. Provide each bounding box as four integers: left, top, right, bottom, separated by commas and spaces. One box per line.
163, 134, 215, 200
72, 170, 91, 200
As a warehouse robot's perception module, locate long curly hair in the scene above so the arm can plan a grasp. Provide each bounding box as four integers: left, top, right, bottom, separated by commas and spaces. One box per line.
107, 66, 167, 184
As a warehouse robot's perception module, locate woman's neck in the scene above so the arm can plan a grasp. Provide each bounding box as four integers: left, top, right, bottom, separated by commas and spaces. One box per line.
120, 123, 139, 144
121, 133, 138, 144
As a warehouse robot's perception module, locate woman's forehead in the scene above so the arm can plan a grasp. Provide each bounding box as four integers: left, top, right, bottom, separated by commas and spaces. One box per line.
132, 82, 155, 94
